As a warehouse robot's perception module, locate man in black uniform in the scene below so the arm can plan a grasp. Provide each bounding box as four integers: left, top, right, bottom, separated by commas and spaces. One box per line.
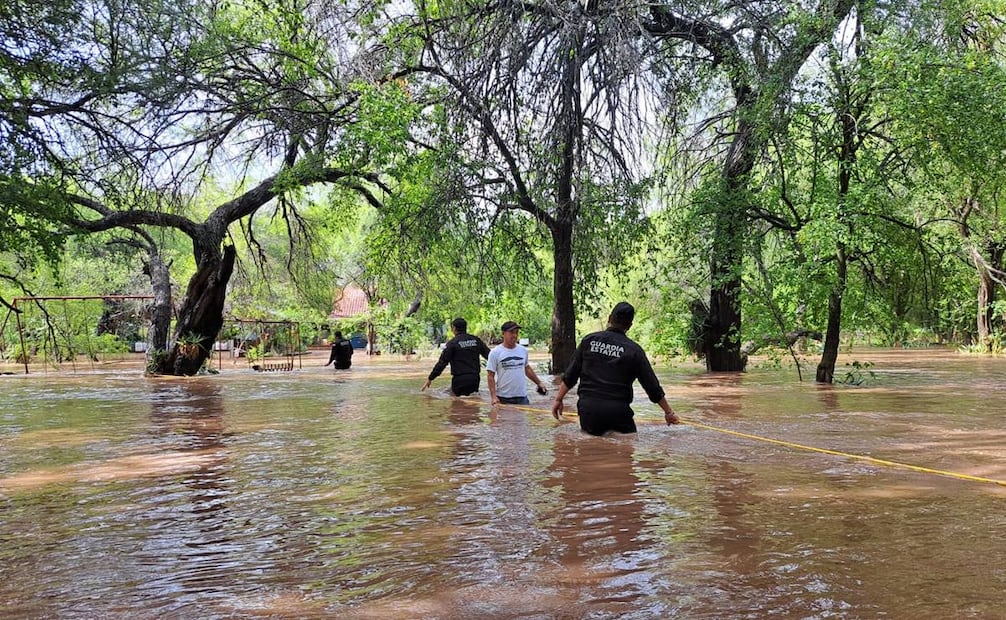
325, 331, 354, 370
421, 318, 491, 396
552, 302, 679, 434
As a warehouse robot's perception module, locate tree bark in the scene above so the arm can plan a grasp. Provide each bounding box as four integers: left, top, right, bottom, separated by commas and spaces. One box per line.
551, 219, 577, 375
154, 245, 236, 375
976, 266, 992, 350
704, 131, 754, 372
816, 247, 848, 383
971, 242, 1003, 352
705, 197, 747, 372
145, 251, 173, 354
817, 60, 859, 384
958, 197, 1002, 353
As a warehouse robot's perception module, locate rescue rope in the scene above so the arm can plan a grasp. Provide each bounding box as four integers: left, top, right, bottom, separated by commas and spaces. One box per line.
504, 403, 1006, 488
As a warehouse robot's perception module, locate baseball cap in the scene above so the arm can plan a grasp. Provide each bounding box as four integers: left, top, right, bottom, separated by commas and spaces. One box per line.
501, 320, 521, 332
611, 301, 635, 323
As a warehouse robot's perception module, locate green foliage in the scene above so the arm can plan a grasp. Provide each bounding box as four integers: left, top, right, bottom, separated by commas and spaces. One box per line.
245, 344, 264, 363
145, 349, 168, 375
0, 179, 72, 267
380, 314, 425, 355
339, 81, 422, 171
6, 0, 1006, 376
177, 332, 203, 345
838, 360, 876, 386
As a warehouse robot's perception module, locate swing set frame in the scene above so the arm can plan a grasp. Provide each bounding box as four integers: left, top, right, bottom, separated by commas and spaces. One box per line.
1, 295, 154, 374
223, 318, 302, 371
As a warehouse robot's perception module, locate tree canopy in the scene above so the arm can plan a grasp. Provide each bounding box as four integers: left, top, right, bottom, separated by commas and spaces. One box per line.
3, 0, 1006, 379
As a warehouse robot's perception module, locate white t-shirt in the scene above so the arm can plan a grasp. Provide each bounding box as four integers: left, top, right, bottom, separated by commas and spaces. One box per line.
486, 344, 530, 398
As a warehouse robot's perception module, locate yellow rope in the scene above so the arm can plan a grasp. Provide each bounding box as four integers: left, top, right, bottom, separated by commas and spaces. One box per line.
503, 403, 1006, 488
681, 418, 1006, 488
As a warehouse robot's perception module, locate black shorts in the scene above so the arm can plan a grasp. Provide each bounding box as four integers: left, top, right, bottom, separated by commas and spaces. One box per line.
451, 374, 480, 396
576, 398, 637, 436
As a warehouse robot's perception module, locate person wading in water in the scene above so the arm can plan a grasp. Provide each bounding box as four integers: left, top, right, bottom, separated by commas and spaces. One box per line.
552, 302, 679, 434
325, 331, 354, 370
421, 318, 491, 396
487, 321, 548, 406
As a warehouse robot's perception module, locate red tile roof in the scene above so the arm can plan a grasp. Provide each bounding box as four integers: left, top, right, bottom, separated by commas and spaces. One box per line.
330, 285, 370, 318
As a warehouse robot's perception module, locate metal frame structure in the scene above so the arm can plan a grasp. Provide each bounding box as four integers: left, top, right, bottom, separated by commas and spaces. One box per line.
2, 295, 154, 374
222, 318, 302, 371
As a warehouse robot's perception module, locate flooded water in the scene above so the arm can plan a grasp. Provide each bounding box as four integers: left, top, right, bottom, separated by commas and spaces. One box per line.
1, 348, 1005, 619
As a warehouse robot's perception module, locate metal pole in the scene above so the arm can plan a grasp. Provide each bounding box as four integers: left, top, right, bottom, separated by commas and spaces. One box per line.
13, 298, 28, 375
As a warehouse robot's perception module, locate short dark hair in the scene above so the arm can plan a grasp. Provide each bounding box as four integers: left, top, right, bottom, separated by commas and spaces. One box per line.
609, 302, 635, 328
334, 330, 343, 338
451, 317, 467, 332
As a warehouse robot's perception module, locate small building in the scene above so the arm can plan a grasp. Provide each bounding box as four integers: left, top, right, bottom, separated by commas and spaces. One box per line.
330, 284, 370, 320
330, 284, 384, 351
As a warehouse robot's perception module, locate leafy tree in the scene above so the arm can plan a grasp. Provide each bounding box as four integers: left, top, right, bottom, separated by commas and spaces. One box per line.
646, 0, 856, 371
409, 1, 660, 372
885, 5, 1006, 351
6, 0, 413, 374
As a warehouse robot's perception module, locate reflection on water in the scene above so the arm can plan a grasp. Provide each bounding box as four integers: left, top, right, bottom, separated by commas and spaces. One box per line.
539, 432, 660, 617
2, 349, 1006, 618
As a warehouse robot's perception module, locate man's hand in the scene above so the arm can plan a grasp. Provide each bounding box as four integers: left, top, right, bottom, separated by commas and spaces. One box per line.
664, 410, 681, 425
551, 398, 563, 420
421, 380, 431, 392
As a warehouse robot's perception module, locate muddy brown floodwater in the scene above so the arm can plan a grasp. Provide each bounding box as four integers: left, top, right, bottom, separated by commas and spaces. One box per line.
1, 348, 1005, 619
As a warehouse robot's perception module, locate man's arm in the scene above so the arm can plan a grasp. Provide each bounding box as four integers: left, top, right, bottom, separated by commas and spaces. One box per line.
551, 344, 582, 419
524, 364, 547, 394
487, 370, 499, 405
423, 342, 454, 390
635, 347, 679, 425
551, 381, 572, 419
656, 396, 680, 425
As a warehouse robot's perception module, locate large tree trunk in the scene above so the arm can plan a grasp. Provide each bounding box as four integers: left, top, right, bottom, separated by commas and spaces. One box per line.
816, 247, 848, 383
703, 125, 754, 372
153, 245, 236, 375
959, 196, 1001, 353
704, 207, 746, 372
817, 86, 858, 383
145, 251, 173, 353
647, 2, 854, 373
971, 243, 1002, 352
551, 220, 577, 376
976, 267, 992, 350
549, 33, 581, 378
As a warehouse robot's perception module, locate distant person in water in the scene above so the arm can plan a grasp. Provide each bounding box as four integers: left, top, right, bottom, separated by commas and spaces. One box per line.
421, 317, 491, 396
325, 331, 354, 370
487, 321, 548, 406
552, 302, 679, 434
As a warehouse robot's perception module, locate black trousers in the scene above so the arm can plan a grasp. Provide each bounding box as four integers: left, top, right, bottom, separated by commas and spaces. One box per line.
451, 373, 480, 396
576, 398, 637, 436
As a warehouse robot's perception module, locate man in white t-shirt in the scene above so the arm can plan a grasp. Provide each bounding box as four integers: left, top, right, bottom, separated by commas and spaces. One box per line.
486, 321, 548, 405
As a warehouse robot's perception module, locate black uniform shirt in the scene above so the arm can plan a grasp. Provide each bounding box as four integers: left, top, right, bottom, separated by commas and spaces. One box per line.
428, 333, 491, 381
562, 327, 666, 404
334, 338, 354, 365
